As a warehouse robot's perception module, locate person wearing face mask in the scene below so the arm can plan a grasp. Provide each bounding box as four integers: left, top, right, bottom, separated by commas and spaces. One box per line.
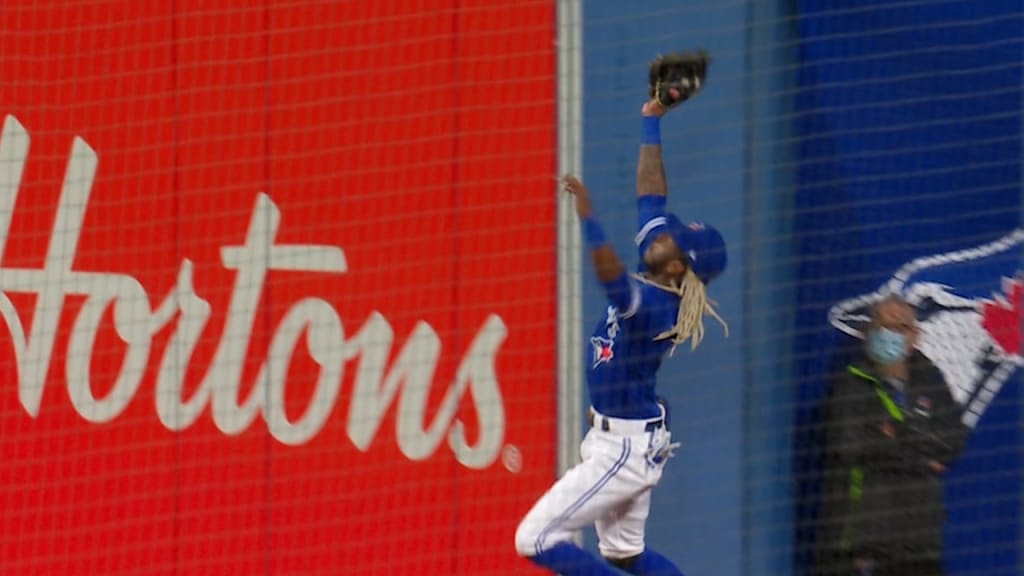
812, 295, 969, 576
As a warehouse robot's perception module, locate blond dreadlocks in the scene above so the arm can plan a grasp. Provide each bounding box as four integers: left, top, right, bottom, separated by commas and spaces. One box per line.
632, 269, 729, 356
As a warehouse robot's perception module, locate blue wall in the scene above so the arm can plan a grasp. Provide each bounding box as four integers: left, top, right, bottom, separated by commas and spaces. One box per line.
580, 2, 793, 575
791, 2, 1023, 575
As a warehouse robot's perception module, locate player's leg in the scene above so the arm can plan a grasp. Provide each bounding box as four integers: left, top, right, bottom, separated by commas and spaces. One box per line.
596, 486, 686, 576
514, 432, 636, 575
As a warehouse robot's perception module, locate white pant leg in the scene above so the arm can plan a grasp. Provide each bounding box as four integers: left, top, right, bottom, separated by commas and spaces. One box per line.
595, 486, 653, 560
514, 430, 638, 557
595, 425, 675, 560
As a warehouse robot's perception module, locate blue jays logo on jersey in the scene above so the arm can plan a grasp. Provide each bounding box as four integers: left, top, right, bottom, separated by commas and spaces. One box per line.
830, 229, 1024, 428
591, 336, 615, 368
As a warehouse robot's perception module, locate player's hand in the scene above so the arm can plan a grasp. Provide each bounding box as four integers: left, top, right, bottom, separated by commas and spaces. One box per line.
927, 460, 947, 474
561, 175, 592, 218
879, 421, 897, 438
641, 98, 672, 118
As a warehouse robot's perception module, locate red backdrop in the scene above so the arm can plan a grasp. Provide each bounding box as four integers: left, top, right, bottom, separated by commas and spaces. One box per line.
0, 1, 556, 574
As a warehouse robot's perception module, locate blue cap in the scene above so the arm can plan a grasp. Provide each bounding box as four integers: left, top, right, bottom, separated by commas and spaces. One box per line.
664, 213, 727, 284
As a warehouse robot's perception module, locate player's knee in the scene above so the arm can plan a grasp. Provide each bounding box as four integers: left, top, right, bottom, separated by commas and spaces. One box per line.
514, 515, 570, 558
513, 518, 540, 558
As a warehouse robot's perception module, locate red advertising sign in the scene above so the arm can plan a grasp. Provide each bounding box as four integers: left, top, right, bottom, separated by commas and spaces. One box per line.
0, 1, 556, 574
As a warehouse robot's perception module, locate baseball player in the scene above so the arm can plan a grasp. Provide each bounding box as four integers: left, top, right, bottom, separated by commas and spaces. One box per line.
514, 52, 728, 576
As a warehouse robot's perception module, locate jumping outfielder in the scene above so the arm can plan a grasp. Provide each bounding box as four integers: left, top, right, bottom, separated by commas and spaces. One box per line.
515, 51, 727, 576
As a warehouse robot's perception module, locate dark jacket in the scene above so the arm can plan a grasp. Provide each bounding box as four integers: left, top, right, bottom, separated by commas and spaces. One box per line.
814, 350, 968, 568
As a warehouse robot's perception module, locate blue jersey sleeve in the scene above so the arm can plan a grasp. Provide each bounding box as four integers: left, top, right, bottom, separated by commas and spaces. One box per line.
635, 195, 668, 263
600, 273, 643, 319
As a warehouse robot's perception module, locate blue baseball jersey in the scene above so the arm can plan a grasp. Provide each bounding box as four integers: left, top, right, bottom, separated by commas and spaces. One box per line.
585, 195, 680, 420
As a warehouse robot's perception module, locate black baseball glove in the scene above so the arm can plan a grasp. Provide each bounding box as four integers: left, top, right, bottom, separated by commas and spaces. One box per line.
648, 50, 710, 108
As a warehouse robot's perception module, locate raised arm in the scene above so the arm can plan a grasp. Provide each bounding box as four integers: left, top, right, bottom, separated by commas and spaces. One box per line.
637, 49, 709, 199
563, 175, 639, 315
633, 103, 672, 263
636, 102, 670, 199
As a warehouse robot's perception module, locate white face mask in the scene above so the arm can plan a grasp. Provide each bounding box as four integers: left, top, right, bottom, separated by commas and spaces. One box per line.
865, 327, 908, 365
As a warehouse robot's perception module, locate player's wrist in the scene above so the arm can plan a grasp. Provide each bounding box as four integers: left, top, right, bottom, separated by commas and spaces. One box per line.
641, 99, 669, 118
640, 115, 661, 145
580, 215, 608, 250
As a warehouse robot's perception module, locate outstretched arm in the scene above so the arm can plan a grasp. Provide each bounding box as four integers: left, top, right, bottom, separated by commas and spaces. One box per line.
633, 102, 672, 262
564, 175, 639, 315
637, 49, 709, 201
636, 101, 671, 199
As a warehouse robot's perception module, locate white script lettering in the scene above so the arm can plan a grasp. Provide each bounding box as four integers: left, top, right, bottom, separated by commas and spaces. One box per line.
0, 114, 508, 470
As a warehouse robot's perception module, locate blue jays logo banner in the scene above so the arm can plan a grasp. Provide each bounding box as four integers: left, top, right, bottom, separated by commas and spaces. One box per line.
830, 230, 1024, 430
823, 230, 1023, 575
